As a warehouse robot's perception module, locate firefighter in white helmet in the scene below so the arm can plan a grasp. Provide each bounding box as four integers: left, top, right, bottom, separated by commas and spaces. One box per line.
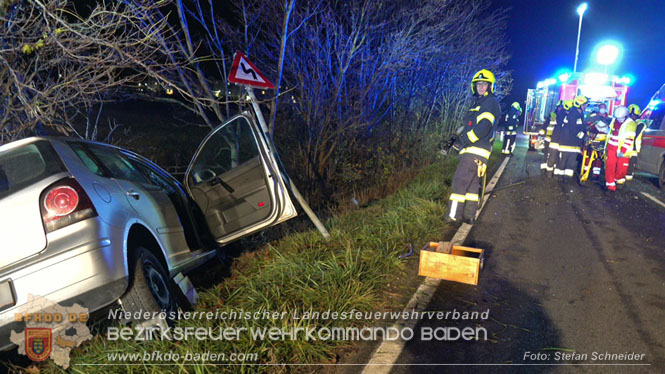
604, 105, 637, 191
445, 69, 501, 225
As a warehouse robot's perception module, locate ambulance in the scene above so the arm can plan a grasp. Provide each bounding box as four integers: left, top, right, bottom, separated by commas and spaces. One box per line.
636, 83, 665, 188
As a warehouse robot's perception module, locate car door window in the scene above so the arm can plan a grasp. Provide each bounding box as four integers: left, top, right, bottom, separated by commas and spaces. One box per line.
69, 143, 105, 177
129, 156, 177, 194
190, 118, 260, 185
646, 104, 665, 130
86, 145, 148, 184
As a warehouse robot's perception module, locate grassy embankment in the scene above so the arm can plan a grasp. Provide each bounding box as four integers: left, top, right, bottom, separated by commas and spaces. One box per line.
39, 143, 503, 374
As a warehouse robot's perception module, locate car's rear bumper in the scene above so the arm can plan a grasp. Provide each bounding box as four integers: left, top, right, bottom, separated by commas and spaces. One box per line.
0, 218, 128, 351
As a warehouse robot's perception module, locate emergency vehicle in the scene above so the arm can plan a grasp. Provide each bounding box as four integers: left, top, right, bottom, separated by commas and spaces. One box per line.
636, 83, 665, 188
524, 72, 630, 150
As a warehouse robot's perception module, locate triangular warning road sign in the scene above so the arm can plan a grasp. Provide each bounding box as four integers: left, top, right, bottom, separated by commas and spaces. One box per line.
228, 52, 274, 89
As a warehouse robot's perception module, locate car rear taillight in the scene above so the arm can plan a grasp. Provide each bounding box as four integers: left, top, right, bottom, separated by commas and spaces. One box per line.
44, 186, 79, 216
40, 178, 97, 233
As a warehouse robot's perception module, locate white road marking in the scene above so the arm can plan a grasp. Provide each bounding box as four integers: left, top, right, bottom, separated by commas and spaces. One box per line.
362, 156, 511, 373
641, 192, 665, 209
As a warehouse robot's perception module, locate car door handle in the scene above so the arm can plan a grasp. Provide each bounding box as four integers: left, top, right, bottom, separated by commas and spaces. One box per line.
126, 190, 140, 200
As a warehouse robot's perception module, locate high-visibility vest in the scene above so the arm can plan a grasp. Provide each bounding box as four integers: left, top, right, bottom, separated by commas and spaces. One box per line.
627, 121, 646, 157
604, 118, 637, 156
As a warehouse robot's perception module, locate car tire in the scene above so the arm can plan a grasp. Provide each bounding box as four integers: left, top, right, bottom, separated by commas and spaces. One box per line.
120, 247, 182, 321
659, 161, 665, 189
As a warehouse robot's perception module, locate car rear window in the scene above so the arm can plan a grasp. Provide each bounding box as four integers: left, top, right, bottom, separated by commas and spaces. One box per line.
0, 141, 67, 200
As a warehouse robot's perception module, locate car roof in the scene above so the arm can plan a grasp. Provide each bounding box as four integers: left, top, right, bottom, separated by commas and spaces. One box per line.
1, 136, 128, 154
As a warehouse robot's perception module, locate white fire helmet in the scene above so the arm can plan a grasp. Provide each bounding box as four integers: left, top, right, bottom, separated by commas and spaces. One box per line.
614, 106, 628, 122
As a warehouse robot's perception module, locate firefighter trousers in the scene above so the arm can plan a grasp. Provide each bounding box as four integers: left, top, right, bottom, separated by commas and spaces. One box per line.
502, 134, 516, 154
626, 155, 638, 181
546, 146, 559, 174
541, 140, 552, 171
447, 153, 485, 221
554, 148, 580, 179
605, 146, 630, 190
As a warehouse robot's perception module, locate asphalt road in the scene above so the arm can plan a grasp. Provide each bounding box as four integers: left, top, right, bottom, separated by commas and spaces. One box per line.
390, 135, 665, 373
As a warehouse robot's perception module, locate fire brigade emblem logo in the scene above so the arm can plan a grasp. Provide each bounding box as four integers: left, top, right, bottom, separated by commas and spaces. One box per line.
25, 328, 52, 361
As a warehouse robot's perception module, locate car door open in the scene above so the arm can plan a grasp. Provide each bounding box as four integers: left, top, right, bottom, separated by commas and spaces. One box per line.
185, 114, 296, 244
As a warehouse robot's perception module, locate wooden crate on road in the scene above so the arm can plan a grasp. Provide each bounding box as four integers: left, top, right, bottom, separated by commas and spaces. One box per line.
418, 242, 484, 285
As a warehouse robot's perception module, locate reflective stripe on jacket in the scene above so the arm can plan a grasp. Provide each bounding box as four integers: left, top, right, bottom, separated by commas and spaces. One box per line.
459, 93, 501, 160
627, 122, 646, 157
557, 107, 585, 149
605, 118, 637, 156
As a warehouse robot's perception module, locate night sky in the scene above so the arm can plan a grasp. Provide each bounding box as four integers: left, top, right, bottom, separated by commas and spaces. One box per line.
492, 0, 665, 109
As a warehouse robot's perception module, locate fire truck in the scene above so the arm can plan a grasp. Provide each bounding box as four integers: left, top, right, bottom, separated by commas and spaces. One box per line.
523, 72, 630, 150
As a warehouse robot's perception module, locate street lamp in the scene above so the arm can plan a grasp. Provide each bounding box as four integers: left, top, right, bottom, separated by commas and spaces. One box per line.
573, 3, 588, 74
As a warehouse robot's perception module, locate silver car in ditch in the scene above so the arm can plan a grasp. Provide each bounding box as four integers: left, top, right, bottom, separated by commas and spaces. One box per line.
0, 113, 296, 350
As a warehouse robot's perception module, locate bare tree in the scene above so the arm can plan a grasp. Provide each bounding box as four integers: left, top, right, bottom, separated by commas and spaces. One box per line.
257, 0, 512, 201
0, 0, 184, 142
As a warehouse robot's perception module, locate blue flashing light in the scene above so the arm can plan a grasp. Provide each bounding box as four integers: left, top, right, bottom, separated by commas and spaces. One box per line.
648, 99, 661, 108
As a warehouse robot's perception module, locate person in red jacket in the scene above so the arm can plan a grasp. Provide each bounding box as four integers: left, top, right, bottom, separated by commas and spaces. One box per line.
604, 106, 637, 191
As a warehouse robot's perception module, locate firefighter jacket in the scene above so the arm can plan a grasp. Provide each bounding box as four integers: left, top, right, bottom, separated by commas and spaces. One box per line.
549, 109, 568, 148
458, 93, 501, 160
605, 118, 637, 157
544, 108, 564, 141
627, 121, 646, 157
557, 107, 585, 152
502, 107, 521, 135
